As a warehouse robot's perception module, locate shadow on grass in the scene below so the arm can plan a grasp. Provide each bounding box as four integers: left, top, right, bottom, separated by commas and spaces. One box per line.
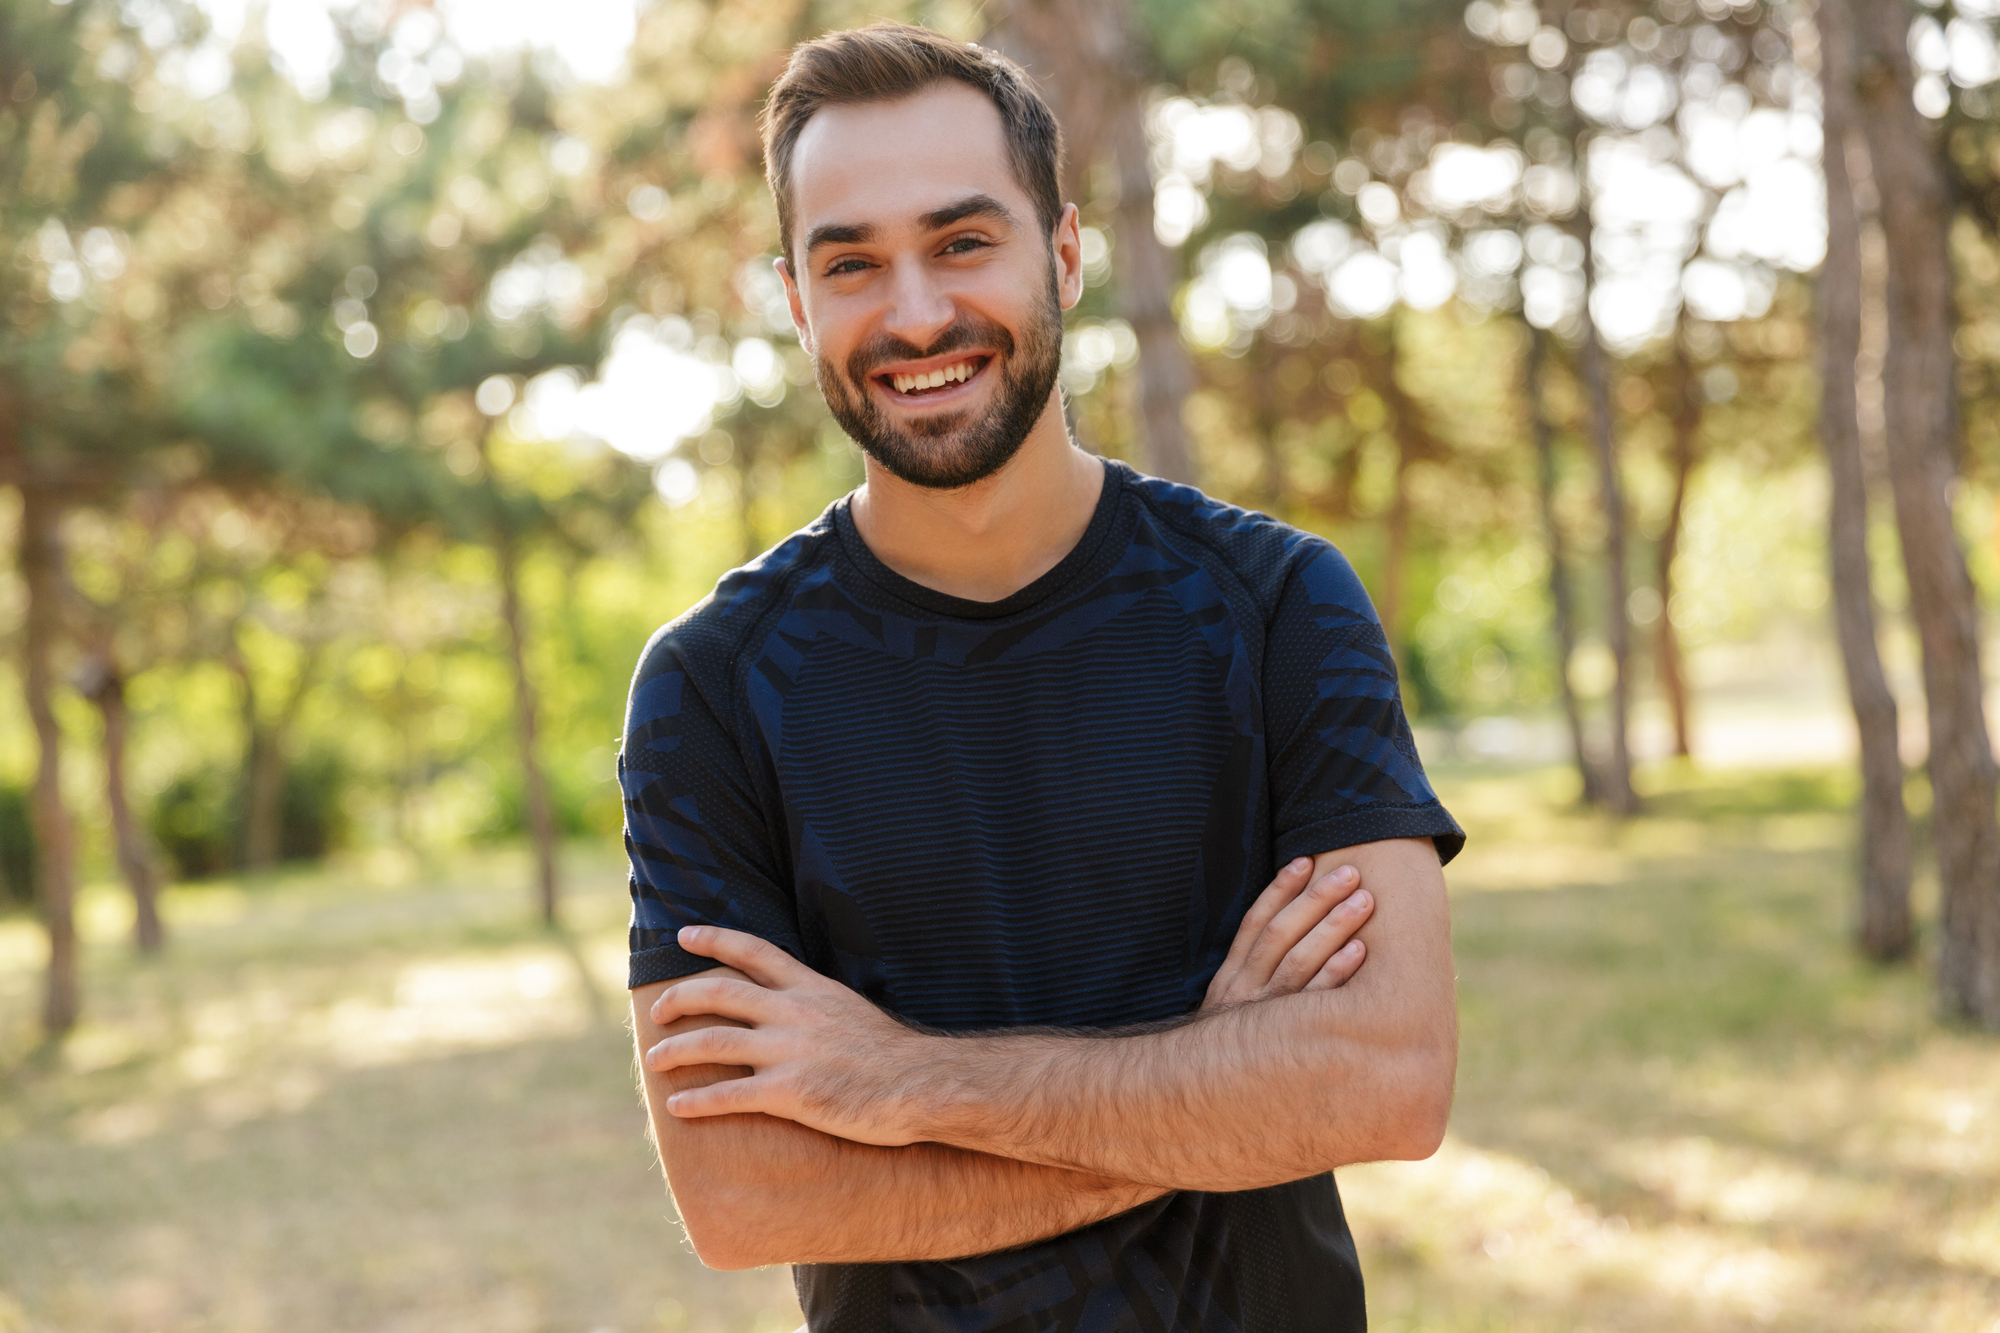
1335, 764, 2000, 1332
2, 1029, 799, 1333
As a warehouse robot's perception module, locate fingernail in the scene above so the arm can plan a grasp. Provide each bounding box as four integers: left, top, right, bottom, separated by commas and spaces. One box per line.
678, 926, 700, 944
1352, 890, 1371, 909
1340, 940, 1360, 955
1290, 858, 1311, 874
1337, 865, 1358, 883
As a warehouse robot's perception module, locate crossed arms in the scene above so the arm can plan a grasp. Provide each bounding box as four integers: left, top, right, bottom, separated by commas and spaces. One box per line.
630, 837, 1456, 1270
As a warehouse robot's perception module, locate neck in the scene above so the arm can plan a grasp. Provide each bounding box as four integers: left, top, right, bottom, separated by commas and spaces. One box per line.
849, 392, 1104, 603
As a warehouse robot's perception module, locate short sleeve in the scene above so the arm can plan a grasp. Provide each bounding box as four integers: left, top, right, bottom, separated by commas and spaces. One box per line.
621, 627, 802, 989
1264, 540, 1465, 866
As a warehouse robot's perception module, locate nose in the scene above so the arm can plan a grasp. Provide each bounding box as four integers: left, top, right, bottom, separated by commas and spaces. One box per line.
880, 257, 956, 352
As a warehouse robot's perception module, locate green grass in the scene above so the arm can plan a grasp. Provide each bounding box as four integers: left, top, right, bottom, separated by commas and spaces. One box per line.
1346, 762, 2000, 1332
2, 765, 1996, 1332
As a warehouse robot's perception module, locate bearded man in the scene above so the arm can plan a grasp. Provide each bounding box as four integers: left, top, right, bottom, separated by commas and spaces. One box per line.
623, 23, 1464, 1332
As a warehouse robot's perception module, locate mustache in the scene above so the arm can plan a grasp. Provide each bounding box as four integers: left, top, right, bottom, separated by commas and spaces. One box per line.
845, 316, 1017, 384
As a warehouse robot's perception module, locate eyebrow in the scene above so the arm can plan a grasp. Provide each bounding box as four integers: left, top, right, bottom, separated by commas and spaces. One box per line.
802, 193, 1021, 258
803, 221, 877, 255
918, 193, 1019, 232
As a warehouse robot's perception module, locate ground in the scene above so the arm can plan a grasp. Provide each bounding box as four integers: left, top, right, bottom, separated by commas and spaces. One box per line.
1, 762, 1995, 1332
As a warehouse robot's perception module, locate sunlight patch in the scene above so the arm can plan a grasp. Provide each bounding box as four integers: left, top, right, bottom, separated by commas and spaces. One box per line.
316, 951, 593, 1068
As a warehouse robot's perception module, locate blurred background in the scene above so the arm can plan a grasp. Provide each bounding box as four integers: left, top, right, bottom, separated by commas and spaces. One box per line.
2, 0, 1998, 1327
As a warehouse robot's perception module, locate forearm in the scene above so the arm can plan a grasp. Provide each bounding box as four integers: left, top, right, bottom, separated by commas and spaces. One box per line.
898, 839, 1456, 1190
635, 997, 1164, 1269
906, 987, 1451, 1191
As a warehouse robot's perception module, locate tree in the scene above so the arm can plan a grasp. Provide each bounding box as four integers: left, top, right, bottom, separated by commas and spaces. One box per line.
989, 0, 1198, 483
1, 0, 190, 1033
1567, 187, 1639, 813
1527, 323, 1602, 802
1848, 0, 2000, 1024
1817, 0, 1912, 962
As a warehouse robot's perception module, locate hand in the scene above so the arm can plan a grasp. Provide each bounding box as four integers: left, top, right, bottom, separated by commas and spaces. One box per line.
1202, 858, 1372, 1010
644, 926, 930, 1146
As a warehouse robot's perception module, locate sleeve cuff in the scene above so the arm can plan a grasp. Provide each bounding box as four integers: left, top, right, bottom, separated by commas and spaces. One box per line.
629, 942, 716, 990
627, 937, 808, 990
1275, 804, 1466, 869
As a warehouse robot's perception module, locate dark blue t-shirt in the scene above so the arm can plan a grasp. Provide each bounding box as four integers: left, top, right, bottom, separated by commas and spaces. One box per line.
622, 460, 1463, 1333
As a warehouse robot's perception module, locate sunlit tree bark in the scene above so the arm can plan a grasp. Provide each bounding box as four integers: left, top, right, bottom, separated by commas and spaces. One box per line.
497, 531, 561, 928
1819, 0, 1913, 962
1655, 329, 1700, 760
1568, 197, 1639, 815
77, 648, 165, 953
1849, 0, 2000, 1022
20, 480, 80, 1034
1527, 325, 1601, 805
988, 0, 1196, 484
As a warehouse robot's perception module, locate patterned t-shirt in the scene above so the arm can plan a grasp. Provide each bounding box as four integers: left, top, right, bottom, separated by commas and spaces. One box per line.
622, 459, 1464, 1333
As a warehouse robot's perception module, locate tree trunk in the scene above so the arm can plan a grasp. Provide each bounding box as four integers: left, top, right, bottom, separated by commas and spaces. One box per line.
78, 651, 165, 953
738, 435, 762, 565
243, 736, 285, 871
1378, 321, 1425, 661
1656, 330, 1700, 759
1111, 99, 1198, 485
498, 534, 560, 927
1820, 0, 1913, 963
21, 483, 79, 1035
988, 0, 1195, 485
1570, 203, 1639, 814
228, 642, 264, 870
232, 638, 316, 873
1851, 0, 2000, 1023
1528, 325, 1602, 805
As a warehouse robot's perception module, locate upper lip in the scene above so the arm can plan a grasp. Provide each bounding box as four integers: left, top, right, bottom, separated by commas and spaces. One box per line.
869, 350, 994, 382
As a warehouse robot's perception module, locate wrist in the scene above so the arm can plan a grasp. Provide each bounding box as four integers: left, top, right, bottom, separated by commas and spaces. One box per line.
889, 1028, 966, 1143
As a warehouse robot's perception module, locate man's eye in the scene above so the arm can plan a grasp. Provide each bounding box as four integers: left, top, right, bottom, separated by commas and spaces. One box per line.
826, 258, 870, 276
942, 236, 990, 255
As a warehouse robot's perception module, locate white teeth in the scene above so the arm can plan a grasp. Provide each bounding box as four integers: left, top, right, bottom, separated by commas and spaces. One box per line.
889, 360, 977, 394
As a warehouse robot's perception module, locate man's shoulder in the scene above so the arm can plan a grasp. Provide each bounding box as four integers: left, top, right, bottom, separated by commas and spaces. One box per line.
1116, 464, 1365, 614
628, 503, 845, 708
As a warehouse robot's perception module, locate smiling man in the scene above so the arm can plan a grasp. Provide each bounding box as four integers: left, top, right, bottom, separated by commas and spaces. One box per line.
621, 23, 1465, 1333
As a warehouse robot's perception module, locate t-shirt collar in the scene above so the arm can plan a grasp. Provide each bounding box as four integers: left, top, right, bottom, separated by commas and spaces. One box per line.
833, 457, 1127, 621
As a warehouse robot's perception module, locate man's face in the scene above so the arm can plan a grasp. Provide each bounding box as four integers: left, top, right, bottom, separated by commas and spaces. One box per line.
777, 82, 1083, 490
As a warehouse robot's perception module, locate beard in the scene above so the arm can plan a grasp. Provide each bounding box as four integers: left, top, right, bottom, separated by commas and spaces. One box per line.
816, 272, 1064, 491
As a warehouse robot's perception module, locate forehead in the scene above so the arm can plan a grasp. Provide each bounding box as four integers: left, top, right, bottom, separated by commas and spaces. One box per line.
789, 82, 1026, 247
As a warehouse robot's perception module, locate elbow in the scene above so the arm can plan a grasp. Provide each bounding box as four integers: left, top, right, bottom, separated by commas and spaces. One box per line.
1392, 1040, 1456, 1160
1379, 1042, 1456, 1161
671, 1184, 786, 1272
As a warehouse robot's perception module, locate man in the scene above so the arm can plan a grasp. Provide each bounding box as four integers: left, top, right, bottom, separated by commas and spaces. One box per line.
623, 23, 1464, 1331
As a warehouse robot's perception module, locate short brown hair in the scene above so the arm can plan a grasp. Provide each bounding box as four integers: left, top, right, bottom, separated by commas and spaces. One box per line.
760, 23, 1066, 267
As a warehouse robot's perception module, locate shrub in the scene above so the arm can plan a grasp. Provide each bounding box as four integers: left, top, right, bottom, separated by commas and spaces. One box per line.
150, 766, 237, 881
0, 784, 35, 908
279, 751, 348, 862
148, 752, 350, 881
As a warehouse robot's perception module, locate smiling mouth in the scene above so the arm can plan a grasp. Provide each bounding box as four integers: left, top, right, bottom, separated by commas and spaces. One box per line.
876, 356, 990, 398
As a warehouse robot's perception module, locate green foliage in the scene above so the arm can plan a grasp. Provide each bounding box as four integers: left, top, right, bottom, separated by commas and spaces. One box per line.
148, 754, 350, 882
0, 784, 34, 909
148, 765, 236, 882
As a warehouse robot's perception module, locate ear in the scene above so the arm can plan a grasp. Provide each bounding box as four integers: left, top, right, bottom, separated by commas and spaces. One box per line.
1051, 202, 1084, 312
776, 256, 814, 354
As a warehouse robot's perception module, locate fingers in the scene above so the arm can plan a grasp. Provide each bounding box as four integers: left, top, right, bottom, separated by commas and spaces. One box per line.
1205, 857, 1314, 1008
1266, 886, 1373, 994
1235, 858, 1317, 949
645, 1021, 763, 1073
1307, 938, 1365, 991
676, 925, 807, 988
1238, 865, 1360, 992
665, 1076, 768, 1119
650, 975, 783, 1027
